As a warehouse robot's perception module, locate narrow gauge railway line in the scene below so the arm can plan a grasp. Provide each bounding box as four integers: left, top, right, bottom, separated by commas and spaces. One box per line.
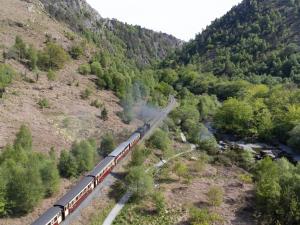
32, 97, 177, 225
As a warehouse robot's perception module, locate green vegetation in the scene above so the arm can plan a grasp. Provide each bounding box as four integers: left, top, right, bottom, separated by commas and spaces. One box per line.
99, 133, 116, 156
69, 44, 83, 59
101, 107, 108, 121
189, 207, 223, 225
207, 186, 224, 207
0, 64, 15, 96
78, 63, 91, 75
125, 166, 153, 198
254, 157, 300, 224
81, 88, 92, 99
58, 139, 96, 178
47, 70, 57, 81
173, 162, 188, 181
37, 42, 69, 71
0, 125, 60, 216
37, 98, 50, 109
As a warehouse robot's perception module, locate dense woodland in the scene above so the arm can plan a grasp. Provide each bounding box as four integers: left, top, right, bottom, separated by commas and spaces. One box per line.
0, 0, 300, 224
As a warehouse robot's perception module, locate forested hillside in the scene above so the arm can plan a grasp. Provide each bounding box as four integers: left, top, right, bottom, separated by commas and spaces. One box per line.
173, 0, 300, 83
40, 0, 182, 67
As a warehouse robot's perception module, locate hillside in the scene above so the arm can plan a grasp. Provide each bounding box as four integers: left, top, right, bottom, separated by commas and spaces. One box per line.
0, 0, 143, 153
174, 0, 300, 83
40, 0, 182, 66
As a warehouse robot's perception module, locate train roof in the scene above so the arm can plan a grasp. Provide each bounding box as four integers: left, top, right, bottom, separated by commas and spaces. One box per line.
31, 207, 61, 225
88, 156, 115, 177
55, 176, 94, 207
109, 141, 130, 157
128, 132, 140, 143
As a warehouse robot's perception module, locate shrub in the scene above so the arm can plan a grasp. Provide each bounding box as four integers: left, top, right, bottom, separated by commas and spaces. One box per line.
37, 42, 69, 71
90, 61, 103, 76
189, 207, 223, 225
38, 98, 50, 109
152, 192, 165, 214
69, 45, 83, 59
147, 129, 171, 151
207, 186, 224, 207
90, 99, 102, 108
47, 70, 57, 81
78, 63, 91, 75
101, 107, 108, 121
0, 64, 15, 93
173, 162, 188, 181
81, 88, 92, 99
26, 45, 38, 70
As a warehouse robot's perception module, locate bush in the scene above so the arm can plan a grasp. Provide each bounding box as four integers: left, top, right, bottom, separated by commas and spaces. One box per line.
26, 45, 38, 70
0, 125, 60, 216
90, 61, 103, 76
78, 63, 91, 75
207, 186, 224, 207
152, 192, 165, 214
99, 133, 116, 156
189, 207, 223, 225
38, 98, 50, 109
173, 162, 188, 181
71, 139, 97, 174
90, 99, 102, 108
58, 150, 78, 178
47, 70, 57, 81
37, 42, 69, 71
101, 107, 108, 121
147, 129, 171, 151
0, 64, 15, 93
69, 45, 83, 59
81, 88, 92, 99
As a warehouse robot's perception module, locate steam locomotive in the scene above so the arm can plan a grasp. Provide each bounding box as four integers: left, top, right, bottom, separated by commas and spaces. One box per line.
32, 123, 151, 225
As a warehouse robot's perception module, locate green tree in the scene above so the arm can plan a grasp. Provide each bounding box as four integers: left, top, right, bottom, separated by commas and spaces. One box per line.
69, 45, 83, 59
173, 162, 188, 181
37, 42, 69, 71
26, 45, 38, 70
58, 150, 78, 178
99, 133, 116, 156
147, 129, 170, 151
78, 64, 91, 75
288, 124, 300, 151
6, 162, 44, 215
14, 125, 32, 151
90, 61, 103, 76
126, 166, 153, 198
0, 64, 15, 92
40, 160, 60, 197
14, 36, 27, 60
71, 139, 96, 174
214, 98, 254, 136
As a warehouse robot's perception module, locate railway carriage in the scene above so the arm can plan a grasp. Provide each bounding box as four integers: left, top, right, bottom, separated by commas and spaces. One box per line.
54, 177, 94, 219
88, 156, 115, 186
109, 141, 131, 163
32, 207, 62, 225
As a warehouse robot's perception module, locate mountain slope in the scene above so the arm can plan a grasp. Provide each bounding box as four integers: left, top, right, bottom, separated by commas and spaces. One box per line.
175, 0, 300, 83
40, 0, 182, 66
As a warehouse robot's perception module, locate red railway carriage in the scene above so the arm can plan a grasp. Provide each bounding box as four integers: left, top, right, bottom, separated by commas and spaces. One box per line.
31, 207, 62, 225
109, 141, 131, 163
88, 156, 115, 186
54, 177, 94, 219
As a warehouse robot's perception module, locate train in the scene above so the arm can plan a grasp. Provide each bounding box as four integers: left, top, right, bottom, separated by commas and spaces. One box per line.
32, 123, 151, 225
